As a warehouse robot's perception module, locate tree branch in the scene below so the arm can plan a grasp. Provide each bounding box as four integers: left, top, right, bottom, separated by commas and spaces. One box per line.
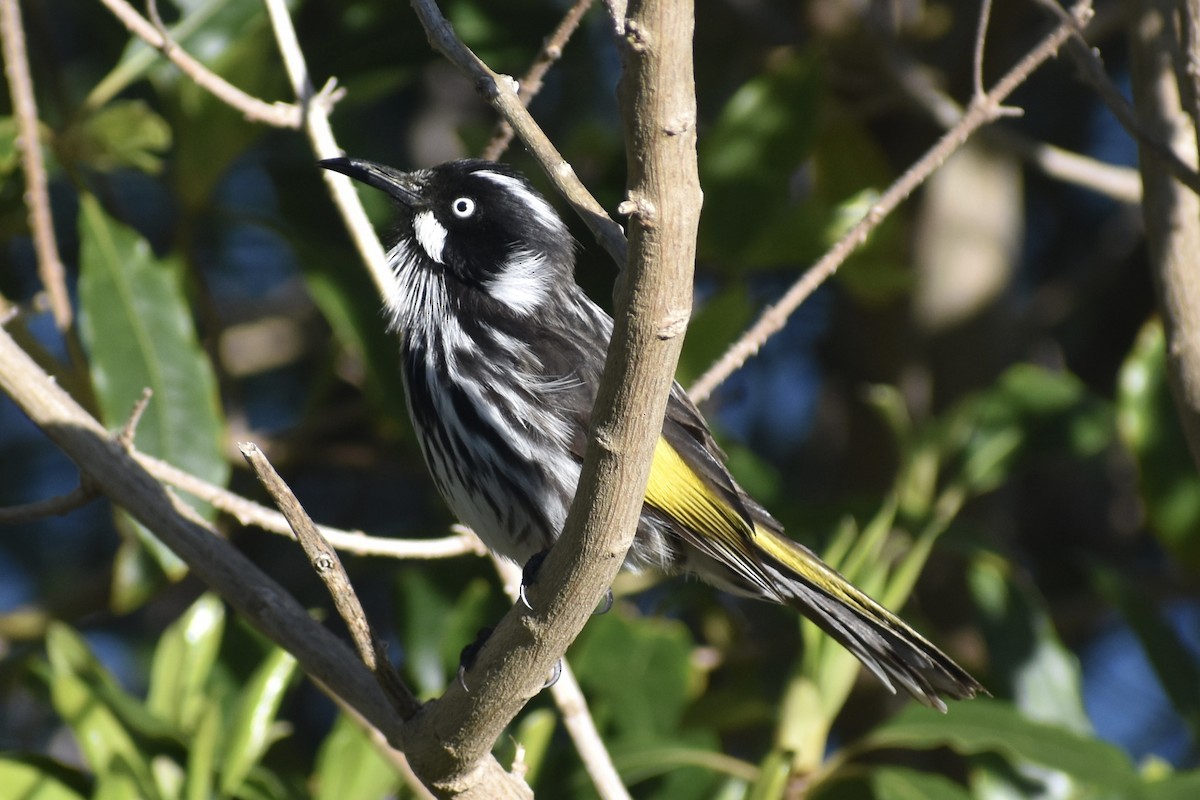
409, 0, 628, 268
0, 324, 407, 742
1034, 0, 1200, 196
687, 1, 1095, 404
1128, 0, 1200, 471
262, 0, 393, 303
96, 0, 302, 128
0, 0, 72, 332
395, 0, 700, 796
884, 41, 1141, 203
240, 442, 419, 717
480, 0, 596, 161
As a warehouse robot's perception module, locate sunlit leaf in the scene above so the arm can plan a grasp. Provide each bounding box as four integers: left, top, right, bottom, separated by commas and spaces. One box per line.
1117, 319, 1200, 570
147, 593, 227, 730
43, 625, 163, 800
969, 555, 1088, 732
0, 755, 90, 800
77, 194, 228, 599
219, 647, 298, 795
313, 714, 400, 800
59, 100, 171, 174
867, 700, 1138, 792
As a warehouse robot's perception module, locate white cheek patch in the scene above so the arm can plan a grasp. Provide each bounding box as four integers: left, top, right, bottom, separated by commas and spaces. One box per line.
488, 249, 548, 315
413, 210, 447, 264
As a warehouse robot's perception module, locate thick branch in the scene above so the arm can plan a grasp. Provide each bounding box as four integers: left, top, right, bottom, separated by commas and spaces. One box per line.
0, 325, 405, 740
1128, 0, 1200, 470
397, 0, 700, 796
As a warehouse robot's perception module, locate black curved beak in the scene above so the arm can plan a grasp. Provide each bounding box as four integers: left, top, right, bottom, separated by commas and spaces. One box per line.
318, 157, 422, 207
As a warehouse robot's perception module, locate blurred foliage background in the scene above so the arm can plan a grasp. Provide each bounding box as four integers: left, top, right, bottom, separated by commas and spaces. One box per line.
2, 0, 1200, 798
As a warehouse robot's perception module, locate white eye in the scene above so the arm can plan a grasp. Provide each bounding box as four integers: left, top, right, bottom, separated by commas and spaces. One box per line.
451, 197, 476, 218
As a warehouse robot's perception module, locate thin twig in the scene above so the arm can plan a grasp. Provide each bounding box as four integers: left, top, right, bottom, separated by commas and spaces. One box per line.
1031, 0, 1200, 196
134, 449, 486, 559
480, 0, 596, 161
972, 0, 995, 99
0, 483, 96, 524
410, 0, 628, 268
262, 0, 393, 302
687, 1, 1095, 404
0, 0, 72, 332
884, 43, 1141, 203
239, 442, 419, 717
97, 0, 302, 129
118, 387, 154, 450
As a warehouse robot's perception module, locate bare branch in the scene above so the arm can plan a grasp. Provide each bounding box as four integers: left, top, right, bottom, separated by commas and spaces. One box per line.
481, 0, 597, 161
0, 483, 96, 524
135, 450, 486, 559
409, 0, 628, 268
0, 0, 72, 332
396, 1, 699, 796
1032, 0, 1200, 196
97, 0, 302, 129
1129, 0, 1200, 471
262, 0, 393, 302
972, 0, 995, 99
118, 387, 153, 450
490, 559, 630, 800
240, 442, 419, 717
885, 43, 1141, 203
688, 1, 1095, 404
0, 325, 407, 743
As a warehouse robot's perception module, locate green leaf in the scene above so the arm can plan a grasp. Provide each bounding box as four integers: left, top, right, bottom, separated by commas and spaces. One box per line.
147, 593, 227, 730
1142, 770, 1200, 800
184, 704, 220, 800
866, 700, 1138, 792
77, 194, 228, 594
59, 100, 171, 174
43, 625, 163, 800
395, 569, 495, 696
313, 714, 400, 800
699, 50, 824, 267
871, 767, 973, 800
0, 116, 24, 175
510, 709, 556, 790
939, 364, 1112, 496
571, 611, 697, 742
219, 647, 298, 795
968, 555, 1089, 732
0, 755, 90, 800
1117, 319, 1200, 570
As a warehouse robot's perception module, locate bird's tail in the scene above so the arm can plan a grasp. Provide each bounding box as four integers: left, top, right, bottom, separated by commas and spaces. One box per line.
749, 523, 983, 711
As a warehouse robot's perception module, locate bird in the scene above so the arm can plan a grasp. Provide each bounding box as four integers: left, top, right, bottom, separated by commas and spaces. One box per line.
319, 156, 983, 710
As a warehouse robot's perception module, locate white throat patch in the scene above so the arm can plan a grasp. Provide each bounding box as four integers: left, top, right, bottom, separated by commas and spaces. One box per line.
413, 210, 447, 264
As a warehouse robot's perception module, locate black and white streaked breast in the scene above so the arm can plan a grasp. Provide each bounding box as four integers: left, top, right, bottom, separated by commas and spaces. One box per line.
380, 162, 591, 561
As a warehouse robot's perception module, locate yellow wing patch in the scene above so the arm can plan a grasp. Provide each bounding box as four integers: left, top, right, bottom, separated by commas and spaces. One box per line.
645, 437, 751, 552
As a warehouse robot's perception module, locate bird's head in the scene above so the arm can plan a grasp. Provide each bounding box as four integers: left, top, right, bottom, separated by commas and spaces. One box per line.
320, 157, 575, 315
